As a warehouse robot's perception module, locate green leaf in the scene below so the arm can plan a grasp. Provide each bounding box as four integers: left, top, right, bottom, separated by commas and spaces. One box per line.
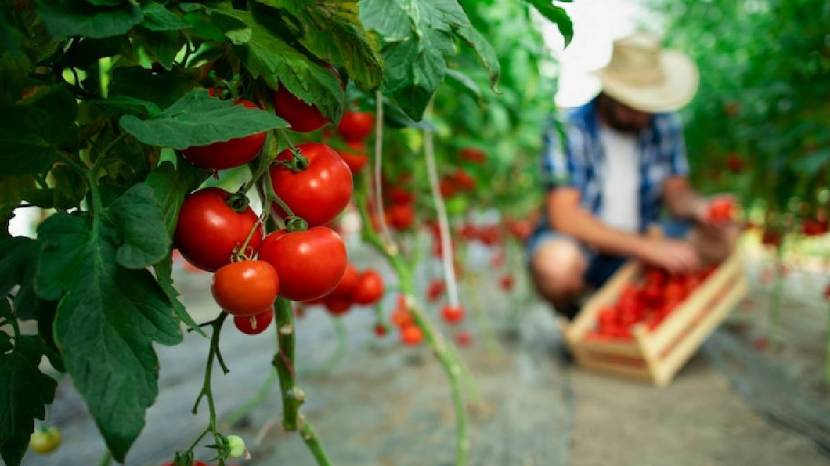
141, 2, 189, 31
144, 160, 209, 238
0, 236, 40, 321
526, 0, 573, 46
210, 7, 345, 122
109, 66, 196, 108
253, 0, 383, 89
792, 148, 830, 173
119, 89, 287, 149
154, 254, 205, 337
106, 183, 170, 269
0, 334, 58, 466
35, 212, 182, 462
90, 95, 163, 117
37, 0, 144, 39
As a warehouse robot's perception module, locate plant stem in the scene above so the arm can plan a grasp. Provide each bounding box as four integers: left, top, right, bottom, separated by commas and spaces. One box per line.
272, 297, 301, 430
372, 90, 394, 246
192, 313, 229, 445
97, 450, 112, 466
355, 189, 469, 466
85, 171, 103, 239
299, 418, 332, 466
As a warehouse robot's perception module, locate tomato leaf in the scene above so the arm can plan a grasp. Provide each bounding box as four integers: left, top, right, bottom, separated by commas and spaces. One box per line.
106, 183, 171, 269
526, 0, 573, 46
252, 0, 383, 90
37, 0, 144, 39
119, 89, 288, 149
0, 236, 41, 321
35, 212, 182, 462
154, 254, 206, 337
140, 2, 189, 31
210, 7, 345, 122
0, 332, 58, 466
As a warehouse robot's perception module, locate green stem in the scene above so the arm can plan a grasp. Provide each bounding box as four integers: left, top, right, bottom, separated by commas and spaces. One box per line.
85, 171, 103, 239
299, 418, 332, 466
192, 313, 229, 446
355, 190, 469, 466
273, 297, 301, 430
97, 450, 112, 466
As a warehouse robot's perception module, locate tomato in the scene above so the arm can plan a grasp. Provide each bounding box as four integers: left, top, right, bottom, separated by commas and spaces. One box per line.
327, 263, 358, 298
352, 269, 384, 305
506, 219, 533, 243
458, 147, 486, 164
761, 228, 782, 247
426, 279, 445, 302
390, 307, 413, 328
441, 305, 465, 325
388, 187, 415, 205
337, 111, 374, 142
439, 178, 457, 198
273, 86, 328, 132
597, 307, 617, 330
30, 426, 61, 454
181, 99, 265, 170
234, 309, 273, 335
451, 170, 476, 191
499, 274, 514, 291
802, 219, 829, 236
337, 140, 369, 173
401, 324, 423, 346
271, 143, 353, 226
386, 203, 414, 230
374, 323, 388, 337
726, 153, 744, 173
258, 227, 347, 301
324, 296, 352, 315
212, 260, 279, 316
455, 330, 473, 347
175, 188, 262, 272
226, 434, 246, 458
707, 198, 736, 222
663, 282, 686, 303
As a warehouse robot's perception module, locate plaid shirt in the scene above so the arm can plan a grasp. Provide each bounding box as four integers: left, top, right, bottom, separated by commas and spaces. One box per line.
540, 98, 689, 232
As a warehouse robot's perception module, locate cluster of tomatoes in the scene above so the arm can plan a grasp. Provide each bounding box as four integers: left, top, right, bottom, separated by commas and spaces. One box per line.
304, 264, 385, 316
585, 266, 716, 341
174, 84, 386, 335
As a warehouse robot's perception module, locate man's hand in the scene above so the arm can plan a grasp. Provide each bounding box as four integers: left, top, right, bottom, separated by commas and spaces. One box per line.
636, 238, 701, 274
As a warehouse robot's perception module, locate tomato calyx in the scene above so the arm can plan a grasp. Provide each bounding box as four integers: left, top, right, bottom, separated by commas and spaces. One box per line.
225, 191, 251, 213
275, 146, 311, 172
285, 215, 309, 232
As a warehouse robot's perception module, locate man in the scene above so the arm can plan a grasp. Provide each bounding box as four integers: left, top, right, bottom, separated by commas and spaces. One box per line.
529, 33, 737, 318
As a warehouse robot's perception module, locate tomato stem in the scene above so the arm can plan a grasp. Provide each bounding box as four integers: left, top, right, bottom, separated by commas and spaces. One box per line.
190, 312, 229, 458
372, 90, 395, 248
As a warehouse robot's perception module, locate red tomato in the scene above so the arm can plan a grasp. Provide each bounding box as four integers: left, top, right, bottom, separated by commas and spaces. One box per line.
663, 282, 686, 303
707, 198, 736, 222
212, 260, 279, 316
802, 219, 828, 236
386, 203, 414, 230
181, 99, 266, 170
390, 307, 413, 328
337, 140, 369, 174
458, 147, 486, 164
327, 263, 358, 299
597, 307, 617, 330
499, 275, 514, 291
726, 153, 744, 173
455, 330, 472, 347
324, 296, 352, 315
506, 219, 533, 243
258, 227, 347, 302
426, 279, 445, 302
337, 111, 374, 142
374, 323, 388, 337
175, 188, 262, 272
644, 268, 667, 286
401, 324, 423, 346
234, 309, 274, 335
761, 229, 782, 247
439, 178, 457, 198
388, 187, 415, 205
352, 269, 385, 305
273, 86, 328, 132
452, 170, 476, 191
441, 305, 465, 325
271, 143, 353, 226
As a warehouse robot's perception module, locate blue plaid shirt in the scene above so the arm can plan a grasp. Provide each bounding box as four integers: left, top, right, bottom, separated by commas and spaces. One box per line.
540, 98, 689, 233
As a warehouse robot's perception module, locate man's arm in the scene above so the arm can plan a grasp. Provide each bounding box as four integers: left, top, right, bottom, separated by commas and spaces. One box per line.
548, 188, 700, 273
663, 176, 707, 220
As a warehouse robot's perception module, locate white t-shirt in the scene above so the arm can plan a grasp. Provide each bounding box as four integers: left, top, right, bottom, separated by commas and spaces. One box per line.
598, 122, 640, 232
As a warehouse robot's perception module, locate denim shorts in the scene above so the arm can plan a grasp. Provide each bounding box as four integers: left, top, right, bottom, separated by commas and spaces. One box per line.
526, 219, 691, 289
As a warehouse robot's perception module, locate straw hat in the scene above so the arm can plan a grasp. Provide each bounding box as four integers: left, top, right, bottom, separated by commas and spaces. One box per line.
598, 33, 699, 113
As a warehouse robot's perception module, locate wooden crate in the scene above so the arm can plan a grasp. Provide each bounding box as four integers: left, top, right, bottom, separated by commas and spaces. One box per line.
560, 249, 748, 387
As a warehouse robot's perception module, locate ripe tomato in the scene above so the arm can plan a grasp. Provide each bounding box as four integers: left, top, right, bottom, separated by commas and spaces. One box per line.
327, 263, 358, 299
451, 170, 476, 191
663, 282, 686, 303
386, 203, 414, 230
181, 99, 265, 170
458, 147, 486, 164
374, 323, 388, 337
455, 330, 472, 347
441, 305, 465, 325
388, 186, 415, 205
707, 198, 735, 222
506, 219, 533, 243
30, 426, 61, 454
324, 296, 352, 315
234, 309, 274, 335
426, 279, 445, 302
271, 143, 353, 226
337, 111, 374, 142
352, 269, 385, 305
401, 324, 423, 346
258, 227, 347, 302
337, 140, 369, 174
390, 307, 413, 328
499, 274, 514, 291
726, 153, 744, 173
439, 178, 457, 198
802, 219, 829, 236
175, 188, 262, 272
212, 260, 279, 316
273, 86, 328, 132
761, 229, 782, 247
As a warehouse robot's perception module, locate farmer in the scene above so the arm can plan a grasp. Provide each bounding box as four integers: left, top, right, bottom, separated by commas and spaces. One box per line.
529, 33, 738, 319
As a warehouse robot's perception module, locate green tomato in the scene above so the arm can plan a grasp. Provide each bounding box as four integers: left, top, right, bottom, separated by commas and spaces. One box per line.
30, 426, 61, 454
226, 434, 245, 458
445, 196, 468, 216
